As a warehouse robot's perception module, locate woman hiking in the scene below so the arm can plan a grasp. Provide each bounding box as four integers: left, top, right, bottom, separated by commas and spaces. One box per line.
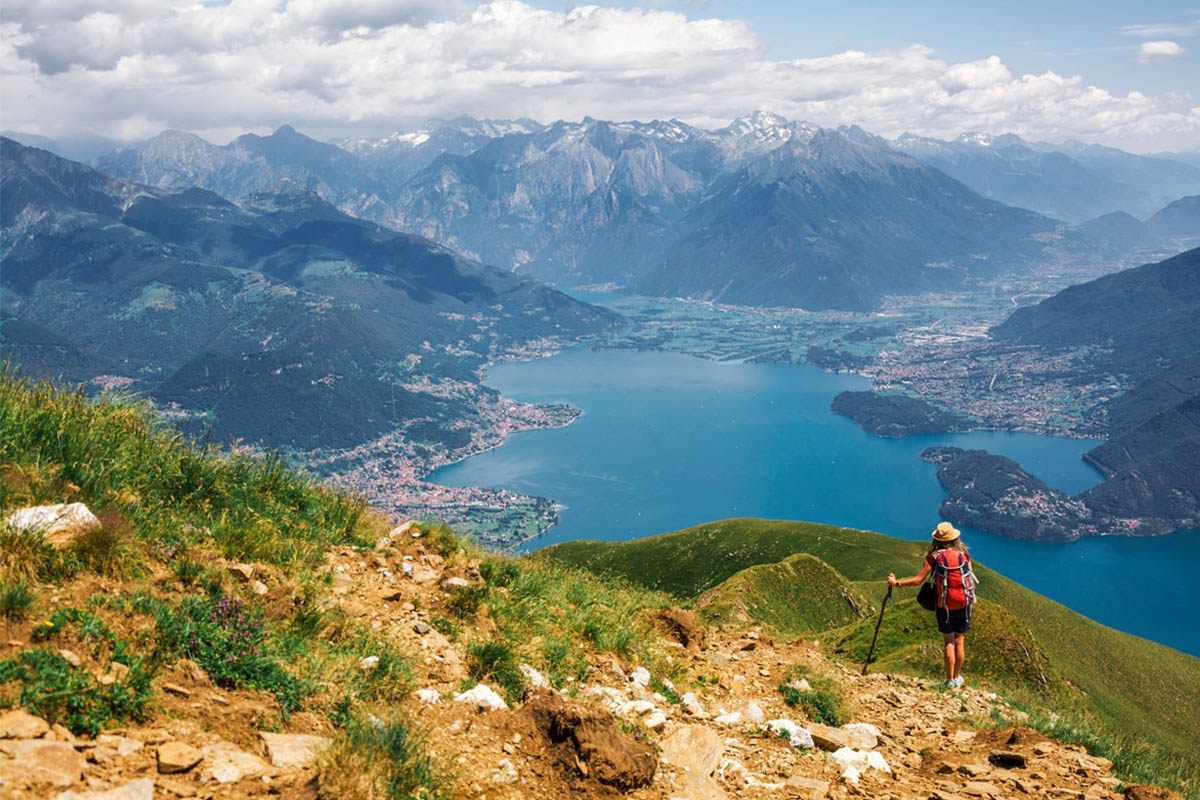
888, 522, 977, 688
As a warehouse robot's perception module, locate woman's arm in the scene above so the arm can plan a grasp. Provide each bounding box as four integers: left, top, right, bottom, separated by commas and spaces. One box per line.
888, 561, 931, 587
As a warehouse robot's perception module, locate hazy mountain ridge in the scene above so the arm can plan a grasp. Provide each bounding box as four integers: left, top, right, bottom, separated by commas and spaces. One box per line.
894, 131, 1200, 223
388, 114, 1083, 310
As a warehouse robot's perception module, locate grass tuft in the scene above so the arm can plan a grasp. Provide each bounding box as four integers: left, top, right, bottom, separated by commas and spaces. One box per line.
320, 713, 446, 800
467, 638, 526, 705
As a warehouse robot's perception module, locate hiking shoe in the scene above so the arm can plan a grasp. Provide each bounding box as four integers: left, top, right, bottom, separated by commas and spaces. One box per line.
944, 679, 956, 689
951, 677, 964, 688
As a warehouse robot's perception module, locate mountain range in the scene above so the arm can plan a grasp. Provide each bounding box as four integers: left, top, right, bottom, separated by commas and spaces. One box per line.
894, 132, 1200, 223
88, 114, 1120, 311
0, 136, 614, 452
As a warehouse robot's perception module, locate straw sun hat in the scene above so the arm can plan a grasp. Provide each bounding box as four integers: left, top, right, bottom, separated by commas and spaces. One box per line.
932, 521, 961, 542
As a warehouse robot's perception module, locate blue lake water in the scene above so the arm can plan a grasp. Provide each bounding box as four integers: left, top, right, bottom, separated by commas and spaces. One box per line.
432, 346, 1200, 657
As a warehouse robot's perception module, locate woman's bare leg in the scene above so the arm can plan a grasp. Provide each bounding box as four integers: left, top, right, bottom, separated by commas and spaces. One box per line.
954, 635, 966, 680
943, 634, 956, 680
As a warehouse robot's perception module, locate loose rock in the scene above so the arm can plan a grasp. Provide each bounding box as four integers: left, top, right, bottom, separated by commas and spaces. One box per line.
0, 709, 50, 739
52, 778, 154, 800
157, 741, 203, 774
260, 732, 332, 769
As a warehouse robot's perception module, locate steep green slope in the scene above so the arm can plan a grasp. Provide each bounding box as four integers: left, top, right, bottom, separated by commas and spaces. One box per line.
696, 553, 870, 636
542, 517, 1200, 782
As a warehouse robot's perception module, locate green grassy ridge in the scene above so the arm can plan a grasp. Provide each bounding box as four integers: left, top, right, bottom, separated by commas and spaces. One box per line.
542, 517, 1200, 796
698, 553, 871, 636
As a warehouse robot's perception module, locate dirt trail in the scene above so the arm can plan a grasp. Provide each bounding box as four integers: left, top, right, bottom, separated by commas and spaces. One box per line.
0, 529, 1181, 800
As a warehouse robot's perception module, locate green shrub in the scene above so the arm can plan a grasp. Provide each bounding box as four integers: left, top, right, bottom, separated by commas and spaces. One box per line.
0, 649, 155, 736
155, 593, 308, 711
467, 639, 525, 704
426, 523, 466, 557
778, 666, 846, 726
0, 610, 157, 737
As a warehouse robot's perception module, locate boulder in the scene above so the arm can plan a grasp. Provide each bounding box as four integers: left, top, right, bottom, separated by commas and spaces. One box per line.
659, 724, 723, 776
743, 701, 765, 725
629, 666, 651, 688
414, 688, 440, 705
260, 732, 332, 769
644, 712, 667, 731
0, 739, 86, 788
676, 770, 729, 800
157, 741, 203, 774
52, 778, 155, 800
521, 689, 657, 791
440, 576, 471, 590
963, 781, 1001, 797
4, 503, 100, 548
453, 683, 508, 712
199, 741, 268, 784
0, 709, 50, 739
389, 521, 419, 538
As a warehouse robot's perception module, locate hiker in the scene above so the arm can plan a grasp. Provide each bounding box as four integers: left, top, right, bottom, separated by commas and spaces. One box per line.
887, 522, 977, 688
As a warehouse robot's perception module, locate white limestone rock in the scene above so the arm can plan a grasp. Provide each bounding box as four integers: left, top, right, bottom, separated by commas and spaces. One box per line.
766, 719, 814, 750
5, 503, 100, 548
519, 664, 547, 688
454, 683, 508, 712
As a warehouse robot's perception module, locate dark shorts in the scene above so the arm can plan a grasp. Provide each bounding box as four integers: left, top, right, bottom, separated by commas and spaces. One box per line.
936, 607, 971, 635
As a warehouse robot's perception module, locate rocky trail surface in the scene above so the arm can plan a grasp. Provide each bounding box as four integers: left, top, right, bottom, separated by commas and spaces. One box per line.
0, 524, 1180, 800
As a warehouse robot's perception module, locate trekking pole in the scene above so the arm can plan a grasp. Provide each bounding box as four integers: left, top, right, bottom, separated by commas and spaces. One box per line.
861, 585, 893, 675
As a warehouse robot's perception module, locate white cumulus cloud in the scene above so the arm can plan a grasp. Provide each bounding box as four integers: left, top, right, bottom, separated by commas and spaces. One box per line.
1136, 40, 1187, 62
1, 1, 1198, 152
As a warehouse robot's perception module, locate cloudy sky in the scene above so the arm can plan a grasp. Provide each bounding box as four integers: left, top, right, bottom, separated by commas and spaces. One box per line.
1, 0, 1197, 152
